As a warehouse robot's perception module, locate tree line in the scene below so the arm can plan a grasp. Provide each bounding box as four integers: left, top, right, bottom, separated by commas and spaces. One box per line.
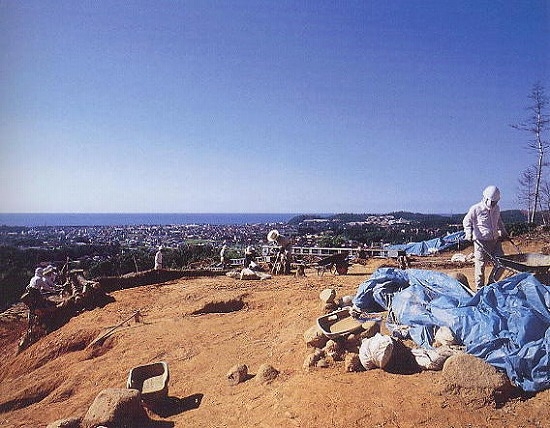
0, 243, 220, 311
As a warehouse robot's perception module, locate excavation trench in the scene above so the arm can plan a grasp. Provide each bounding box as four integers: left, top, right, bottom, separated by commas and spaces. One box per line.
191, 297, 247, 315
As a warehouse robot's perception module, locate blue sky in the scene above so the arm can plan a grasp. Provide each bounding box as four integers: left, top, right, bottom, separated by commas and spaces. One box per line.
1, 1, 548, 214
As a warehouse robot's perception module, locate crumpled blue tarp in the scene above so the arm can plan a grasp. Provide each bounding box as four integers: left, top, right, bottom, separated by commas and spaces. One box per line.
352, 267, 550, 392
386, 231, 466, 256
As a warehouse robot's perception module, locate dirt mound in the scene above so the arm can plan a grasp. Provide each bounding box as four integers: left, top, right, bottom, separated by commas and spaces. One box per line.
97, 269, 196, 292
1, 249, 549, 427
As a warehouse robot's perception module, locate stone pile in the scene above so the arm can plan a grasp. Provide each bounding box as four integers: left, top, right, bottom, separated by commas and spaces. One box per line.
303, 288, 380, 372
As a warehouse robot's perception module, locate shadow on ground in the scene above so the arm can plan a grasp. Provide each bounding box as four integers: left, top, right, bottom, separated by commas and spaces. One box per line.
148, 393, 204, 418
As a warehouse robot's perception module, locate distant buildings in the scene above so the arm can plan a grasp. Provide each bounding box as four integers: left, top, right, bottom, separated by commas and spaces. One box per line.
0, 213, 454, 253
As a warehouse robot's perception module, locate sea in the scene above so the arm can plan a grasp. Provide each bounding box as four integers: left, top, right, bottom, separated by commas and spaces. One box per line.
0, 213, 314, 227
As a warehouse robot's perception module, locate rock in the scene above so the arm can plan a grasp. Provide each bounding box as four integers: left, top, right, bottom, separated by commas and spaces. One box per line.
240, 268, 260, 280
319, 288, 336, 303
359, 320, 380, 340
344, 353, 363, 372
303, 353, 318, 369
225, 270, 240, 279
226, 364, 248, 386
320, 301, 338, 313
255, 364, 279, 383
342, 295, 354, 305
303, 350, 325, 370
440, 353, 514, 407
81, 388, 149, 428
344, 333, 361, 353
303, 324, 328, 349
323, 339, 344, 361
342, 333, 361, 354
46, 417, 81, 428
240, 268, 271, 280
338, 295, 354, 307
450, 254, 467, 263
316, 358, 330, 368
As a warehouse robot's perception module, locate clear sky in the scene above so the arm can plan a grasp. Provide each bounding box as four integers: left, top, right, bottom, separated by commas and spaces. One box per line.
1, 1, 548, 214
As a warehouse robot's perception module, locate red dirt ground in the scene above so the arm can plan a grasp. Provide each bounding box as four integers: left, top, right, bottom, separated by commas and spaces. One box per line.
1, 239, 550, 428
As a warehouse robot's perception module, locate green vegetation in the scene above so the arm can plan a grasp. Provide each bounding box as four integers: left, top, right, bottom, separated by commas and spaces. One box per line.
0, 243, 218, 310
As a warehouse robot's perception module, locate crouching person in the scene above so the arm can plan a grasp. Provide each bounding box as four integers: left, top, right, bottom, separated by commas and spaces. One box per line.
22, 267, 59, 312
22, 266, 72, 329
18, 267, 61, 352
41, 265, 73, 307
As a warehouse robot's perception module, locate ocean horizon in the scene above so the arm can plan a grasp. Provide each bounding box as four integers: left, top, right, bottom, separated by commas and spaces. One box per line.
0, 213, 320, 227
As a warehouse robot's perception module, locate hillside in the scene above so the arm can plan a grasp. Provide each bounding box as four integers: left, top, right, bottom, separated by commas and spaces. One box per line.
1, 236, 550, 427
289, 210, 527, 225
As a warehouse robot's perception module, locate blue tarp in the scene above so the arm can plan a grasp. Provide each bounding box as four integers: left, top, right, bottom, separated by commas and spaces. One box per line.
386, 231, 466, 256
352, 268, 550, 392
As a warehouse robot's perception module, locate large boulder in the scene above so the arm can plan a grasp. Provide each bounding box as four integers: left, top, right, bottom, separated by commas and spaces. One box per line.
81, 388, 150, 428
440, 353, 515, 407
46, 417, 81, 428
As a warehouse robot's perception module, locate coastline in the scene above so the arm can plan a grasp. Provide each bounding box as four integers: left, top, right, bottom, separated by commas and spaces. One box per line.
0, 213, 314, 227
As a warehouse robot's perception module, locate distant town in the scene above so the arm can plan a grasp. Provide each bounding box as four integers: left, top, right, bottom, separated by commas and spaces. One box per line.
0, 210, 528, 309
0, 210, 529, 252
0, 213, 459, 252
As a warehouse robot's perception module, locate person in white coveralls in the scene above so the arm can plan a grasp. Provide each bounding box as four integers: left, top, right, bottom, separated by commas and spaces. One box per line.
462, 185, 508, 290
26, 267, 45, 292
155, 246, 163, 270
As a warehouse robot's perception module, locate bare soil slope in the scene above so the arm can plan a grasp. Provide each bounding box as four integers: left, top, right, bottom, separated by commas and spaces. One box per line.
1, 239, 550, 428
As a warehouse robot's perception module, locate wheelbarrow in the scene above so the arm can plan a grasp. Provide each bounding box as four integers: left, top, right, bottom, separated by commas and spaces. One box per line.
476, 239, 550, 283
314, 253, 350, 275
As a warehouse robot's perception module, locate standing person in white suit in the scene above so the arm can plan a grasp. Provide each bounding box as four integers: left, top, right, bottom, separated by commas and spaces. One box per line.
463, 185, 508, 290
155, 246, 163, 270
267, 230, 293, 274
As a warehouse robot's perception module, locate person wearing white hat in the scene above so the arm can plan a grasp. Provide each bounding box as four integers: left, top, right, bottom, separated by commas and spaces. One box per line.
21, 266, 60, 316
41, 265, 62, 295
220, 242, 228, 268
155, 246, 164, 270
267, 230, 293, 274
463, 185, 508, 289
26, 267, 45, 292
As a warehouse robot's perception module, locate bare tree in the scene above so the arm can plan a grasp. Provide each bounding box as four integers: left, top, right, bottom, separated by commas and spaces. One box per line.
512, 82, 550, 224
539, 178, 550, 225
517, 166, 536, 220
